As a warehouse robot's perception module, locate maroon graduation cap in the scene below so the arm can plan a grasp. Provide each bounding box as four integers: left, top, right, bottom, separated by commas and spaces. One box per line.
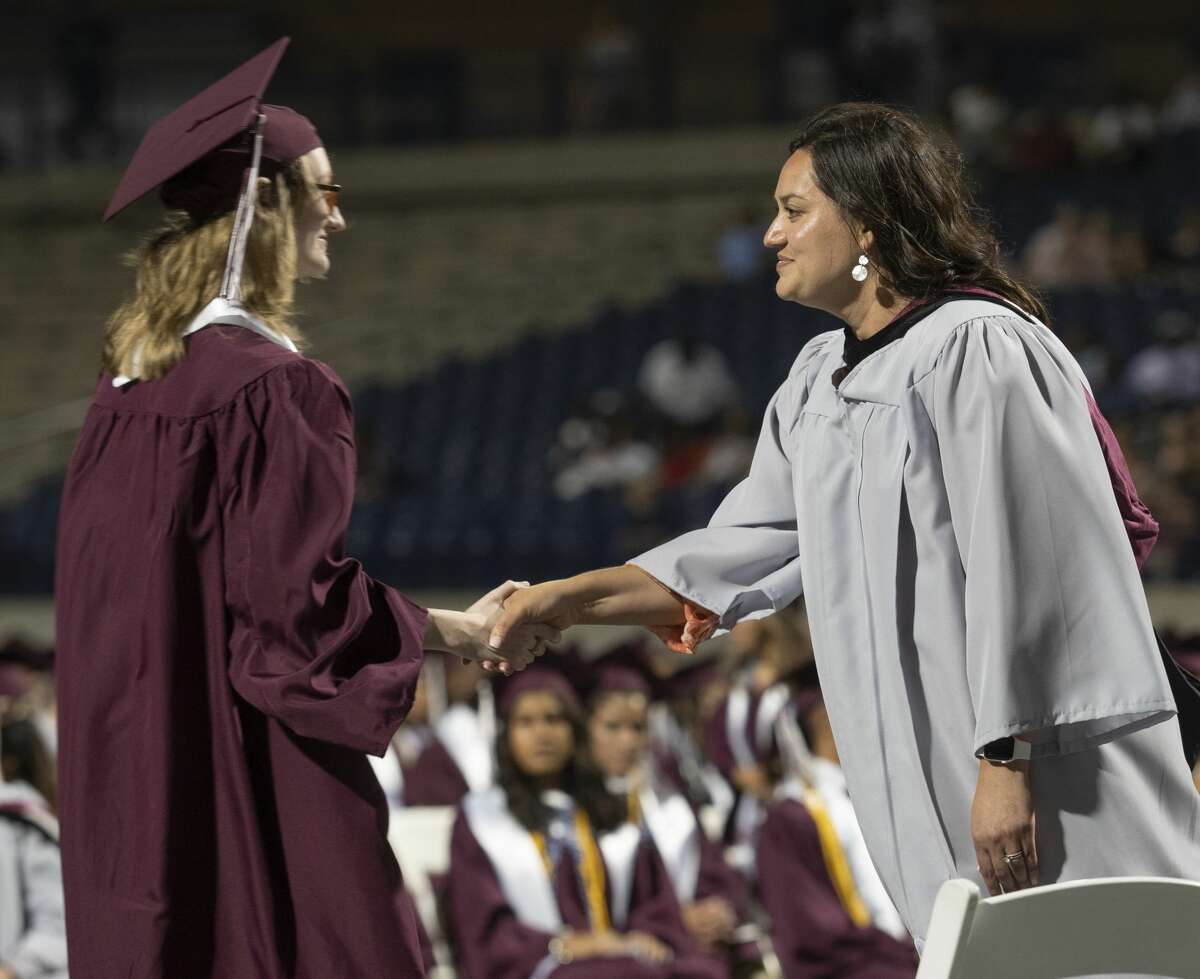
495, 656, 583, 720
103, 37, 321, 302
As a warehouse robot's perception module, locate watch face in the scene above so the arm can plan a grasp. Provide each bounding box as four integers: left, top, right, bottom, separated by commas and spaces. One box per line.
983, 737, 1015, 761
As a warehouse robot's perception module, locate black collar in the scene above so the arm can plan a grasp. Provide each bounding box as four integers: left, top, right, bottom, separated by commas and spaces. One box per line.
835, 290, 1033, 385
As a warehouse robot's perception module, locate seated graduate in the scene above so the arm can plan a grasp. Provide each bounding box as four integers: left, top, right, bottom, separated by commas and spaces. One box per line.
405, 654, 497, 805
585, 645, 760, 977
755, 687, 917, 979
0, 715, 68, 979
446, 660, 724, 979
703, 609, 817, 872
644, 655, 736, 822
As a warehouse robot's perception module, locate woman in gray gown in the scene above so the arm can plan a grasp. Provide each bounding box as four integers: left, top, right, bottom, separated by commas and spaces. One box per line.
490, 102, 1200, 951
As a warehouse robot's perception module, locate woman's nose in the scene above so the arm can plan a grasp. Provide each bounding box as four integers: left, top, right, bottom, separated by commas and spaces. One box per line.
763, 218, 784, 248
327, 206, 346, 233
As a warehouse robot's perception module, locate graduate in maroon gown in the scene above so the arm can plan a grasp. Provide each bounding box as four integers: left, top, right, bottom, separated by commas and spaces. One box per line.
446, 661, 724, 979
54, 39, 546, 979
751, 687, 917, 979
584, 645, 758, 977
404, 656, 496, 805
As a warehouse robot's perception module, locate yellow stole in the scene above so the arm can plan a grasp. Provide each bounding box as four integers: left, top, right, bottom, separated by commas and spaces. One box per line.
532, 809, 611, 932
801, 786, 871, 927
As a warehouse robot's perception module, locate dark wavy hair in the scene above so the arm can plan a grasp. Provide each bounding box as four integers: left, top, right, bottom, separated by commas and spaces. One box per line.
790, 102, 1048, 324
495, 699, 625, 836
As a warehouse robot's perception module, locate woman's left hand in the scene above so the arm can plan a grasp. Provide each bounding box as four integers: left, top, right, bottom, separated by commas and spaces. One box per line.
971, 757, 1039, 896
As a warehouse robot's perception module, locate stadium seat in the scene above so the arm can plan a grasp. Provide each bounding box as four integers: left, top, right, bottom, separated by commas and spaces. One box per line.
916, 876, 1200, 979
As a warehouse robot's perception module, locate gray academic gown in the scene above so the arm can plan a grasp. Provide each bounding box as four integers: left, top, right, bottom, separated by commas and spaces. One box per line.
632, 299, 1200, 947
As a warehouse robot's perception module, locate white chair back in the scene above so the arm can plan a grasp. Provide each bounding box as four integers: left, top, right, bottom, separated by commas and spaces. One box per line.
388, 806, 457, 972
917, 876, 1200, 979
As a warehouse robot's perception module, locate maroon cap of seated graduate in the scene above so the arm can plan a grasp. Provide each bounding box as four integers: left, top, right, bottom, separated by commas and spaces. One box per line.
103, 37, 322, 222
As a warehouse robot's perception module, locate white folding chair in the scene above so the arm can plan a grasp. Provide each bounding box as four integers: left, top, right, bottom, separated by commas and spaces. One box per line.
388, 806, 457, 977
917, 876, 1200, 979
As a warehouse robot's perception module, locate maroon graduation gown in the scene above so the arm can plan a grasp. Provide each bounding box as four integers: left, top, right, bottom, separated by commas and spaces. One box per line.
403, 738, 472, 806
756, 801, 917, 979
447, 807, 726, 979
692, 831, 757, 965
55, 326, 429, 979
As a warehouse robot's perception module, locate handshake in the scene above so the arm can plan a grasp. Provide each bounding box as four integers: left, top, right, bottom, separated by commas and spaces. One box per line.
427, 579, 585, 676
425, 566, 693, 673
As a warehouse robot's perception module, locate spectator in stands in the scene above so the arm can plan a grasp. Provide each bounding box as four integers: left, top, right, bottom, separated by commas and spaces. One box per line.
946, 74, 1010, 172
574, 2, 645, 131
1123, 310, 1200, 406
717, 206, 768, 283
1009, 105, 1078, 174
584, 646, 759, 976
1058, 321, 1114, 395
1163, 201, 1200, 274
1161, 61, 1200, 132
0, 715, 68, 979
1083, 93, 1156, 171
446, 661, 724, 979
638, 333, 738, 436
694, 405, 755, 490
1076, 207, 1120, 283
55, 43, 546, 979
554, 389, 660, 501
1022, 202, 1090, 286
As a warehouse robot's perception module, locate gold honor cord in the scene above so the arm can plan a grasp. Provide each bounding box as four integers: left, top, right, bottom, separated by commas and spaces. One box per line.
532, 811, 612, 932
802, 787, 872, 928
627, 791, 642, 826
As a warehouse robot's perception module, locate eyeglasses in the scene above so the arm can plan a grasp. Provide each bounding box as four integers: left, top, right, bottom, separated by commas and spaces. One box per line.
315, 182, 341, 212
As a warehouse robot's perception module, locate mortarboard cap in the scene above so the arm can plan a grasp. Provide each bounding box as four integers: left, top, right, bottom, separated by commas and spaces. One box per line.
583, 641, 656, 701
103, 37, 321, 222
495, 657, 582, 720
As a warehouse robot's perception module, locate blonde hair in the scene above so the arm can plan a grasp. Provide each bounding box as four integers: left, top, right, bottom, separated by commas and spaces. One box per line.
102, 167, 308, 381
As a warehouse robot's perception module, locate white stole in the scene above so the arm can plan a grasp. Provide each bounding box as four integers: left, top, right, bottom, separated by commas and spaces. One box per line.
113, 296, 298, 387
639, 785, 702, 903
437, 704, 494, 793
807, 759, 909, 941
463, 788, 643, 933
725, 685, 755, 768
598, 822, 641, 930
755, 683, 792, 753
464, 788, 562, 932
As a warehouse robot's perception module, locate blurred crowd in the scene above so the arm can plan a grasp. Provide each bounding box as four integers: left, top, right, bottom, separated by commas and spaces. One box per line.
3, 613, 1198, 978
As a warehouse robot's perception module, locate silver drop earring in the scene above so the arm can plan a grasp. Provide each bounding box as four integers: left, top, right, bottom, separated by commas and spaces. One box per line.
852, 254, 870, 282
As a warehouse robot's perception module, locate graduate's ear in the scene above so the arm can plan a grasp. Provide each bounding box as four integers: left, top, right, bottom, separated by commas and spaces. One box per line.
256, 175, 275, 208
858, 227, 875, 255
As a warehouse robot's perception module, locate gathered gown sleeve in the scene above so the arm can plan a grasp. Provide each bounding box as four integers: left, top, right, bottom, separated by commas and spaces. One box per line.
923, 316, 1175, 758
629, 341, 830, 645
220, 359, 428, 756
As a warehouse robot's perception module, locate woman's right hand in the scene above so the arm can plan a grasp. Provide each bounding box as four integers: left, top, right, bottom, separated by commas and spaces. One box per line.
487, 581, 588, 656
